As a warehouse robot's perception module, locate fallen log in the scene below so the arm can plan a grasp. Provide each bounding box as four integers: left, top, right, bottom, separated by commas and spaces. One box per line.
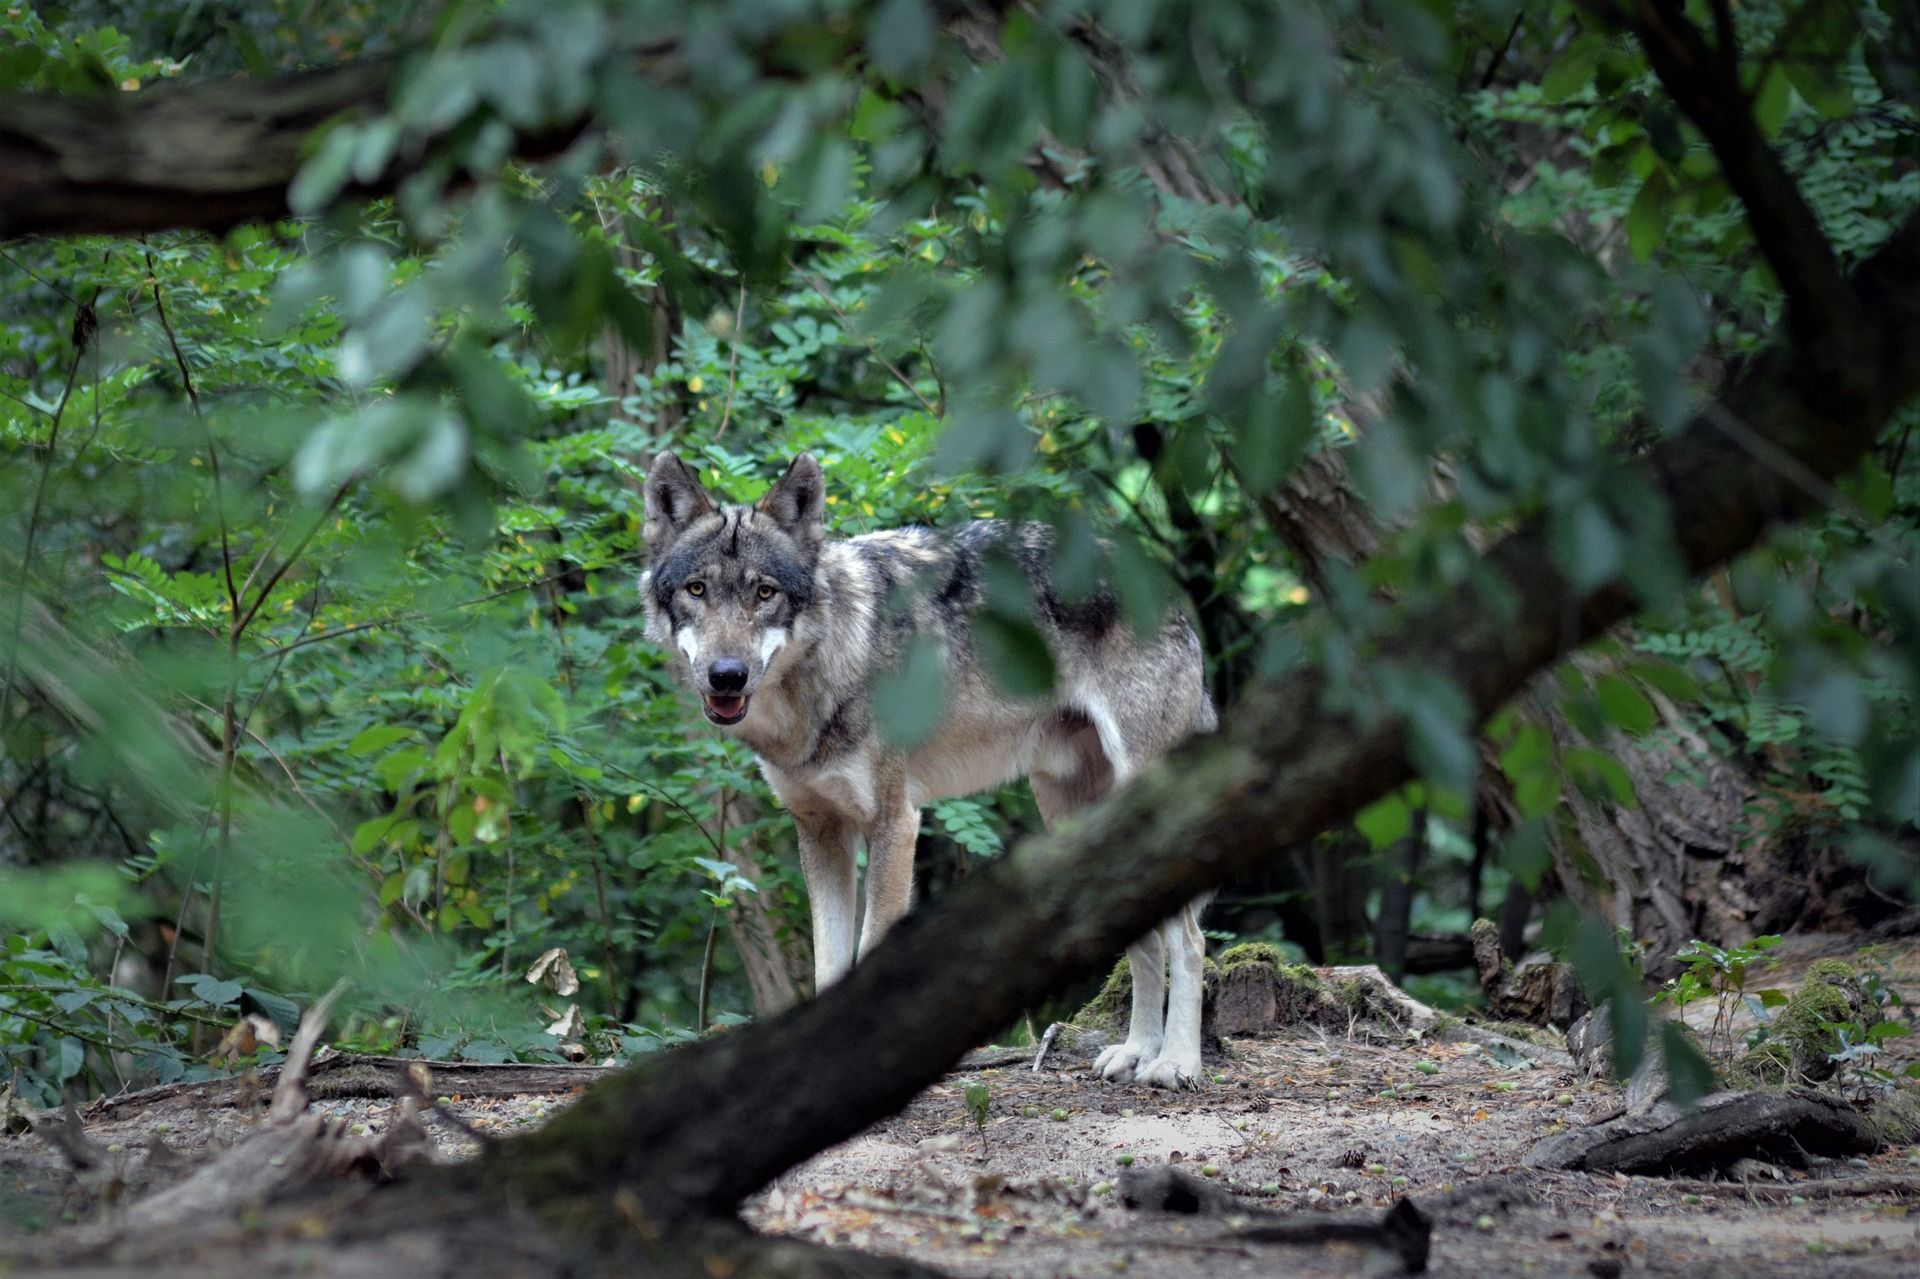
1524, 1088, 1876, 1175
83, 1054, 618, 1117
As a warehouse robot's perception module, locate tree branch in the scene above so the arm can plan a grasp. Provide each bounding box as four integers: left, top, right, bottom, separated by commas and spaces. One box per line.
1593, 0, 1860, 348
0, 57, 583, 240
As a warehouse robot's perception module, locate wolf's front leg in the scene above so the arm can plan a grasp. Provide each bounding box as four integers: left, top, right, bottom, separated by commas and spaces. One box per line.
857, 796, 919, 960
796, 815, 858, 992
1095, 931, 1166, 1082
1135, 899, 1207, 1089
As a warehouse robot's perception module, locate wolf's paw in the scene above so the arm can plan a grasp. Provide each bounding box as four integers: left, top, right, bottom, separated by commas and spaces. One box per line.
1134, 1054, 1202, 1090
1095, 1041, 1158, 1083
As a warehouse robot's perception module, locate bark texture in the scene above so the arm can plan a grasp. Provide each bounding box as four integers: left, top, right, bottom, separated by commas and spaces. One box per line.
1525, 1088, 1876, 1175
0, 61, 397, 238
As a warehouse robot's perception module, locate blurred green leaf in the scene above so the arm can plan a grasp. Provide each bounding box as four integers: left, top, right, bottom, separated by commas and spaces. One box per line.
873, 635, 949, 750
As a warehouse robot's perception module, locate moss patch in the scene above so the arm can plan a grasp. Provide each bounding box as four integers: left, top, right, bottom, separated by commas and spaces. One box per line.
1804, 957, 1858, 987
1731, 1040, 1794, 1088
1073, 956, 1132, 1033
1217, 942, 1286, 971
1736, 965, 1877, 1086
1277, 963, 1322, 990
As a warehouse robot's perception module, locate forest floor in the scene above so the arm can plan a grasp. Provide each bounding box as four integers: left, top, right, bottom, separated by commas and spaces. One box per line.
3, 933, 1918, 1277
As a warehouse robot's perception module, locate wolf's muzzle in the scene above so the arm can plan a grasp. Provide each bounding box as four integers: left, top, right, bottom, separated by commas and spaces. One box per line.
703, 658, 751, 724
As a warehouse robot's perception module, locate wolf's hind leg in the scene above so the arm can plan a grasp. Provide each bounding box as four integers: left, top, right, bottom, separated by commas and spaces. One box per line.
858, 794, 919, 960
1135, 895, 1211, 1089
1033, 732, 1167, 1083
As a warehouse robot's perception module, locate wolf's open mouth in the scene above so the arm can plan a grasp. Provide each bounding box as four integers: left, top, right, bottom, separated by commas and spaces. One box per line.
702, 693, 750, 725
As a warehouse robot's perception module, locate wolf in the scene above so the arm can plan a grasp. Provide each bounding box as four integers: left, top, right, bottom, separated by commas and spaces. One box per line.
641, 451, 1217, 1088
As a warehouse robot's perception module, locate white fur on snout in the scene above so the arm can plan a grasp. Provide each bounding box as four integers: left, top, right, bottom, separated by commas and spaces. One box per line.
757, 626, 789, 668
676, 630, 701, 665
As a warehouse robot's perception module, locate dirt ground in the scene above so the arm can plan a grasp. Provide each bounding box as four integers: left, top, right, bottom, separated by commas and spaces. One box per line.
741, 1024, 1920, 1279
4, 934, 1918, 1277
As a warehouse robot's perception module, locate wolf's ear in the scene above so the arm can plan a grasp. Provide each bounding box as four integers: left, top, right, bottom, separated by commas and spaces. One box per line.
757, 454, 826, 549
644, 453, 715, 553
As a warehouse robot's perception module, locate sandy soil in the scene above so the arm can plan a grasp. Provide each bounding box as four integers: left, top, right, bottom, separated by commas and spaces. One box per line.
742, 1026, 1920, 1278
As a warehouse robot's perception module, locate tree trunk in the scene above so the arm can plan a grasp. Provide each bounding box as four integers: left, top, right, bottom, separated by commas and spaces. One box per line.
1543, 676, 1903, 977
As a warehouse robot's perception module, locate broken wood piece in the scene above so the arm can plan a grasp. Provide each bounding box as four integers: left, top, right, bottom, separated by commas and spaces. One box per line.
1237, 1199, 1432, 1274
115, 1096, 428, 1233
1525, 1088, 1875, 1175
269, 979, 347, 1121
1470, 918, 1588, 1026
1031, 1021, 1062, 1072
1116, 1165, 1433, 1273
1116, 1164, 1241, 1215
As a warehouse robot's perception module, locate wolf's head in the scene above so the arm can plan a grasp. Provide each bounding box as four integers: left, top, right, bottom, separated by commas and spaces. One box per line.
641, 453, 826, 728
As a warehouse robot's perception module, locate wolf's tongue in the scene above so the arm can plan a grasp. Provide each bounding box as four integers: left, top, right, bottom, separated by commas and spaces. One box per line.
705, 694, 746, 718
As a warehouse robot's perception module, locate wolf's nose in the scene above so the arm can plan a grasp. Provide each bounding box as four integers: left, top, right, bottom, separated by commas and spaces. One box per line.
708, 659, 749, 693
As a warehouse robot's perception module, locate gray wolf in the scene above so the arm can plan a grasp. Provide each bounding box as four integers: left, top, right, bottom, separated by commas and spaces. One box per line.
641, 452, 1217, 1087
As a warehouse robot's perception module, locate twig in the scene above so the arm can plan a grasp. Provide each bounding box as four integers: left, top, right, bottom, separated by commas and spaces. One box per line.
394, 1059, 498, 1150
0, 386, 54, 419
237, 579, 324, 736
499, 749, 515, 979
561, 739, 733, 861
233, 479, 352, 635
1653, 1173, 1920, 1202
250, 568, 588, 660
0, 983, 236, 1029
1, 284, 101, 734
0, 247, 79, 304
147, 247, 239, 619
1699, 402, 1866, 525
174, 692, 349, 844
713, 279, 748, 438
697, 914, 719, 1033
1476, 12, 1526, 90
697, 786, 730, 1031
576, 794, 624, 1015
1030, 1020, 1063, 1072
2, 1004, 159, 1057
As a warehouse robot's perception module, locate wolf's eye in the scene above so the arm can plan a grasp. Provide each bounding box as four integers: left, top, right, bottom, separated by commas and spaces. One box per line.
686, 581, 705, 598
756, 584, 776, 601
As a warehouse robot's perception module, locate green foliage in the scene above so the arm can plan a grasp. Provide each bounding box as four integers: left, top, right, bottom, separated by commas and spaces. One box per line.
1653, 934, 1784, 1065
929, 799, 1003, 859
962, 1078, 991, 1151
2, 0, 1917, 1101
